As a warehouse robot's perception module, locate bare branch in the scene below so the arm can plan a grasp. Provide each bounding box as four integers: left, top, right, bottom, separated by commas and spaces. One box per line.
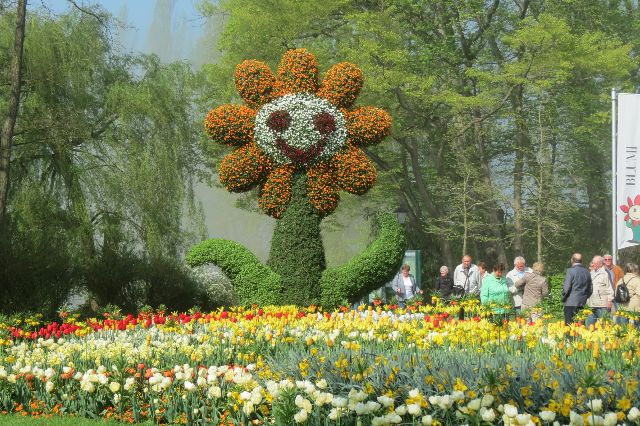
66, 0, 107, 24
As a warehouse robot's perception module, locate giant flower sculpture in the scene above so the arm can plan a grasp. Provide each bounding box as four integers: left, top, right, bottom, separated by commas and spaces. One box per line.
190, 49, 405, 307
204, 48, 391, 218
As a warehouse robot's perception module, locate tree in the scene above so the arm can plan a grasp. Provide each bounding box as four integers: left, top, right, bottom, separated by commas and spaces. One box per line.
1, 7, 208, 313
198, 0, 640, 277
0, 0, 26, 223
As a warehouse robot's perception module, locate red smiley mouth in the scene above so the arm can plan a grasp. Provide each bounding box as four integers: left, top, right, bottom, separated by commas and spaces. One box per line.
276, 138, 326, 164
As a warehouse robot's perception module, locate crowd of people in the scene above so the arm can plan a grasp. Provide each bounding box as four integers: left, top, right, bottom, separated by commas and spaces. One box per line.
392, 253, 640, 327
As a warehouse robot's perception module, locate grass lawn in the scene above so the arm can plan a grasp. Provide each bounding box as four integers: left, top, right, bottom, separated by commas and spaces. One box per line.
0, 414, 153, 425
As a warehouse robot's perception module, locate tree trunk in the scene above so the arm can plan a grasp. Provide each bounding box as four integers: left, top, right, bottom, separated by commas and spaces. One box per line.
0, 0, 27, 223
268, 173, 325, 305
473, 109, 507, 265
512, 83, 527, 256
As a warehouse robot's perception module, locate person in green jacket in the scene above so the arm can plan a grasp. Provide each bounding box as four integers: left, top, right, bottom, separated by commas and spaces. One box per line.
481, 263, 512, 315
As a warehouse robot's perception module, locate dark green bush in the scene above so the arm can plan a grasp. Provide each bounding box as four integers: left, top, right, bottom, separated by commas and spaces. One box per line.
143, 257, 203, 312
320, 212, 406, 307
0, 190, 78, 318
542, 273, 565, 319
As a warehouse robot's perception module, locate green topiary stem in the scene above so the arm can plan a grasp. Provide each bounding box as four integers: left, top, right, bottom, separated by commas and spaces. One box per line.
267, 172, 325, 305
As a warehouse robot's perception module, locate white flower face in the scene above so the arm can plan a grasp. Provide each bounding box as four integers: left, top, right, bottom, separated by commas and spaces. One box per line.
254, 93, 347, 167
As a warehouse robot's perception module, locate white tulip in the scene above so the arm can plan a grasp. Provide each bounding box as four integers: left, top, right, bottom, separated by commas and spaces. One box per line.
603, 412, 618, 426
481, 408, 496, 422
294, 409, 308, 423
504, 404, 518, 418
421, 415, 433, 425
378, 395, 395, 407
516, 413, 531, 425
539, 410, 556, 422
395, 404, 407, 416
467, 398, 481, 411
481, 394, 494, 407
589, 399, 603, 414
407, 403, 421, 416
207, 385, 221, 398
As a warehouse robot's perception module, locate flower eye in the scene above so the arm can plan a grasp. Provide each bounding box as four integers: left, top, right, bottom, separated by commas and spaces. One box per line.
267, 110, 292, 132
314, 112, 336, 135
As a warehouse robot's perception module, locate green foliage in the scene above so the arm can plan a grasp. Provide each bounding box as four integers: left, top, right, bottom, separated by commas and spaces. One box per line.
85, 247, 208, 314
186, 239, 282, 305
268, 174, 325, 306
0, 185, 78, 318
320, 212, 406, 307
202, 0, 640, 278
1, 7, 208, 315
0, 414, 149, 425
542, 273, 565, 319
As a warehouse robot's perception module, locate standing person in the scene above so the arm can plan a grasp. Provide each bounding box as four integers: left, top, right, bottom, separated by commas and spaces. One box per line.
480, 263, 511, 316
514, 262, 549, 321
604, 255, 624, 316
563, 253, 593, 325
434, 265, 454, 299
616, 263, 640, 326
391, 264, 422, 308
603, 254, 624, 290
506, 256, 533, 316
477, 262, 488, 293
453, 254, 480, 296
586, 255, 614, 328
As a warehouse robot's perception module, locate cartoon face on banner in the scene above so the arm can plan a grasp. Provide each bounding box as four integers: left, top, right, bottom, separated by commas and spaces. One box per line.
620, 195, 640, 243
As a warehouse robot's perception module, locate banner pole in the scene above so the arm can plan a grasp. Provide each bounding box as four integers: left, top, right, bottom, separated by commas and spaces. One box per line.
612, 88, 618, 264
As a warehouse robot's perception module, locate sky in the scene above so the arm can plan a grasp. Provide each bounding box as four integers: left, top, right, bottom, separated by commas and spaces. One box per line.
32, 0, 207, 65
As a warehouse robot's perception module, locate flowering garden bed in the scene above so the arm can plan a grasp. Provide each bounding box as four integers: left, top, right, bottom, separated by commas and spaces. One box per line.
1, 301, 639, 425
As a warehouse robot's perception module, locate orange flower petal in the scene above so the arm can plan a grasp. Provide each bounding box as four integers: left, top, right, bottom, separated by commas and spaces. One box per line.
332, 145, 377, 194
235, 60, 276, 108
205, 104, 255, 147
219, 143, 272, 192
346, 106, 392, 147
274, 49, 318, 96
317, 62, 363, 108
258, 165, 295, 218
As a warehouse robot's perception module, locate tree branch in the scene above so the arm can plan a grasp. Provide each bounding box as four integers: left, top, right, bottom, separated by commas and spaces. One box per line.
66, 0, 107, 24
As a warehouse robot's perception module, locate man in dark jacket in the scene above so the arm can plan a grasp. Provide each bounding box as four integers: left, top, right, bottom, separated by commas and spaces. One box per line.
563, 253, 593, 325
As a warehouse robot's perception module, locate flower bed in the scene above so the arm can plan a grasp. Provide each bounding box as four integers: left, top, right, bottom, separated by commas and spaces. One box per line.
1, 303, 639, 425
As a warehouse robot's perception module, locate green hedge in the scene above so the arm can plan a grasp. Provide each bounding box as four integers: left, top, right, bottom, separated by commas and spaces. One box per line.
186, 239, 282, 305
320, 213, 406, 307
542, 273, 565, 319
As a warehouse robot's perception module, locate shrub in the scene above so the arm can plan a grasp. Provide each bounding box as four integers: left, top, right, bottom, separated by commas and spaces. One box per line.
0, 188, 78, 318
542, 273, 564, 319
188, 265, 236, 308
186, 239, 283, 305
320, 212, 406, 307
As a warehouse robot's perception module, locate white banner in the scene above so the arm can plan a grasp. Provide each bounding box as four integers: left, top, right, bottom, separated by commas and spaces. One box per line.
616, 93, 640, 249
